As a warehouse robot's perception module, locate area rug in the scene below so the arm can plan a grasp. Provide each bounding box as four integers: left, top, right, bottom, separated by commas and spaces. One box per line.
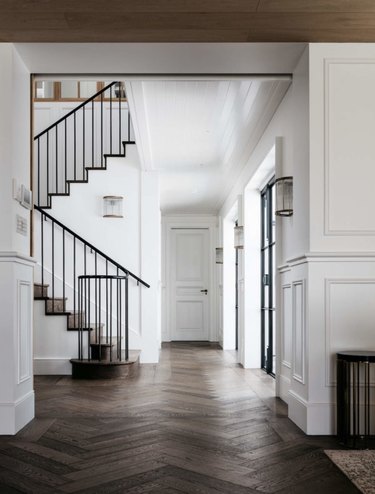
325, 450, 375, 494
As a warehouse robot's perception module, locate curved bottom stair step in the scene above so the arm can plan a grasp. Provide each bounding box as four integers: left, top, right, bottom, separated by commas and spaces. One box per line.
70, 350, 140, 379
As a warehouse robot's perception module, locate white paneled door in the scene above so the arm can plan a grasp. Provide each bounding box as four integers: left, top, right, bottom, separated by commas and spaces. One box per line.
170, 228, 210, 341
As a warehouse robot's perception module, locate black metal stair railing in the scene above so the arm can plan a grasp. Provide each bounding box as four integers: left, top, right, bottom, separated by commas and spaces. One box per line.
34, 81, 134, 209
34, 205, 149, 331
78, 275, 129, 362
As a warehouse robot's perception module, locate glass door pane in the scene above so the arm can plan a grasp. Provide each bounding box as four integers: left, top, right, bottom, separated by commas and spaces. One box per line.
260, 177, 276, 376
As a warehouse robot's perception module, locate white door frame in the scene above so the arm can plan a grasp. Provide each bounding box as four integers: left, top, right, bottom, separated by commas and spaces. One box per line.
162, 215, 217, 342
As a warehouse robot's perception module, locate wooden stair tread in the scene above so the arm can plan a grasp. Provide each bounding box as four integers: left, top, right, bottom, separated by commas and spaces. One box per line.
90, 343, 114, 348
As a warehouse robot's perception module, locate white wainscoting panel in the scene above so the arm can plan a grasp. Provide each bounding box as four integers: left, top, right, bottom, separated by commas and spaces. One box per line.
325, 278, 375, 385
325, 60, 375, 236
281, 283, 292, 369
292, 280, 305, 384
17, 281, 32, 384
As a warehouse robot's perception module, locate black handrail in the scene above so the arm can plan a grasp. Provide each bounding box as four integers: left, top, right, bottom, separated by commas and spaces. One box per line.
34, 82, 117, 140
34, 204, 150, 288
34, 80, 133, 208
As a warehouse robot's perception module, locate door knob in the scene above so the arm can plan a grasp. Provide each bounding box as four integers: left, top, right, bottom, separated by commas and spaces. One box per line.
200, 289, 208, 294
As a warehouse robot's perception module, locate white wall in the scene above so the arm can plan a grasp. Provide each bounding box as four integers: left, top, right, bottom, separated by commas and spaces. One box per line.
287, 44, 375, 434
0, 44, 35, 434
34, 145, 161, 371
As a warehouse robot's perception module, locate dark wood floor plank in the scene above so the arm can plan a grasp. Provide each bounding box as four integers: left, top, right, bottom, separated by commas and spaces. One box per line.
0, 342, 360, 493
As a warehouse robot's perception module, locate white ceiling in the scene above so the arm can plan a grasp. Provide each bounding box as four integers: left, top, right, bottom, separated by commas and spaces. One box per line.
126, 78, 291, 213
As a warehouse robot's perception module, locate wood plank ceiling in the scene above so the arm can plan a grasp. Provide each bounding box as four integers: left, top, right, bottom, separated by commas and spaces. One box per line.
2, 0, 375, 42
126, 78, 291, 213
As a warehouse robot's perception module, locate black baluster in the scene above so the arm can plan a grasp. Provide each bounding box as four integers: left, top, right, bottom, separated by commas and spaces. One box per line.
106, 261, 108, 344
41, 212, 44, 286
83, 105, 85, 180
95, 255, 98, 344
63, 229, 65, 308
110, 278, 113, 362
37, 139, 40, 206
55, 126, 58, 193
46, 133, 49, 206
119, 85, 121, 153
78, 277, 81, 359
110, 86, 113, 155
84, 244, 87, 276
52, 220, 55, 311
119, 277, 122, 361
83, 276, 87, 361
125, 275, 129, 361
74, 112, 77, 181
101, 91, 103, 168
64, 120, 67, 192
117, 277, 120, 360
88, 278, 91, 361
99, 277, 102, 361
73, 236, 76, 318
92, 99, 94, 170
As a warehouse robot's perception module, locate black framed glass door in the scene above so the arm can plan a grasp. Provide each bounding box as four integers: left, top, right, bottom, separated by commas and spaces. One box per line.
261, 177, 276, 375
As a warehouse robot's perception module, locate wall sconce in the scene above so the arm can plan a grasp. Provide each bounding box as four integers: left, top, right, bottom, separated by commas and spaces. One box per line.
234, 225, 244, 249
275, 176, 293, 216
215, 248, 223, 264
103, 196, 123, 218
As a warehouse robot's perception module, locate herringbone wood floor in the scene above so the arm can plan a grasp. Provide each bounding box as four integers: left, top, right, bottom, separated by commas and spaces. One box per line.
0, 343, 359, 493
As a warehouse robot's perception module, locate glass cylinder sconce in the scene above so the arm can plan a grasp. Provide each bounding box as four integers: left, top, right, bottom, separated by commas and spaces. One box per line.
234, 225, 244, 249
275, 176, 293, 216
103, 196, 124, 218
215, 248, 223, 264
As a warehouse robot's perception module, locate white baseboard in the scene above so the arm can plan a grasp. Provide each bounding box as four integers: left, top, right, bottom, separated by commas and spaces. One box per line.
279, 374, 291, 404
0, 390, 35, 435
288, 390, 335, 435
34, 358, 72, 375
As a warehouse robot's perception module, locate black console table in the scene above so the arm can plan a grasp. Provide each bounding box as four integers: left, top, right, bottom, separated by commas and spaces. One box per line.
336, 351, 375, 448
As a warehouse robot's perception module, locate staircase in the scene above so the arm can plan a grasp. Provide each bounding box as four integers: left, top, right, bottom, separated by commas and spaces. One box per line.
33, 81, 149, 378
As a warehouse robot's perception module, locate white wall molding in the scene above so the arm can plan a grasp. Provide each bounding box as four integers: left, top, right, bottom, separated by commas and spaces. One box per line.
17, 280, 32, 384
324, 58, 375, 237
325, 277, 375, 387
0, 252, 36, 265
281, 283, 292, 369
292, 280, 306, 384
283, 252, 375, 268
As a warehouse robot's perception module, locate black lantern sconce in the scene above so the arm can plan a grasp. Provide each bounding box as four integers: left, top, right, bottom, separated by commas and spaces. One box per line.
275, 176, 293, 217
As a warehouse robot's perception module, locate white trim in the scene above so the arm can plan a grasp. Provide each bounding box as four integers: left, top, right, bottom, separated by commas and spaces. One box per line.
0, 252, 36, 265
324, 277, 375, 387
0, 391, 35, 435
292, 280, 306, 384
324, 58, 375, 237
33, 358, 72, 375
281, 283, 292, 369
17, 280, 32, 384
